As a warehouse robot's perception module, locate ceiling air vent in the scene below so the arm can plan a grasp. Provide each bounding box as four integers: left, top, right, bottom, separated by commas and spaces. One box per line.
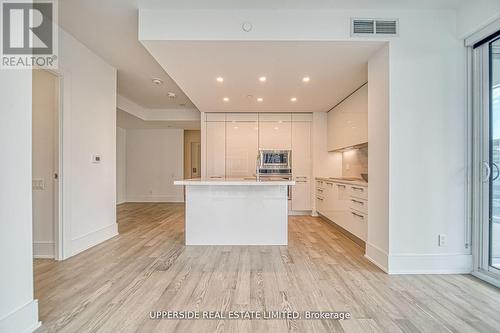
351, 18, 398, 37
352, 19, 374, 34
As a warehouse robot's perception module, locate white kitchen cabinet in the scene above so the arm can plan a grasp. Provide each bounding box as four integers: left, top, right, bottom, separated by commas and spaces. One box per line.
205, 121, 226, 179
291, 121, 311, 210
226, 121, 259, 177
259, 121, 292, 150
315, 178, 368, 241
327, 84, 368, 151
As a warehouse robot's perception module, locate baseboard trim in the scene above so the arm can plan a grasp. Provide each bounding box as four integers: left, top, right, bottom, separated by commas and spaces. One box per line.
288, 210, 312, 216
388, 253, 473, 274
33, 241, 54, 259
0, 299, 40, 333
365, 243, 388, 273
125, 195, 184, 203
68, 224, 118, 259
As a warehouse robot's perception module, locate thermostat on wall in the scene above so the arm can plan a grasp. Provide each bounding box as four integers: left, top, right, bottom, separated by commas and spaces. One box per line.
92, 154, 102, 164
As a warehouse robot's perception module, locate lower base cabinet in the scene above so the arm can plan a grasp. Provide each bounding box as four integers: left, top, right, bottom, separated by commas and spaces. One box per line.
315, 178, 368, 241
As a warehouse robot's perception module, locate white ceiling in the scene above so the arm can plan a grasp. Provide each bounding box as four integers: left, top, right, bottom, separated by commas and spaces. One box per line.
117, 109, 200, 129
59, 0, 468, 111
141, 41, 384, 112
59, 0, 195, 109
140, 0, 466, 10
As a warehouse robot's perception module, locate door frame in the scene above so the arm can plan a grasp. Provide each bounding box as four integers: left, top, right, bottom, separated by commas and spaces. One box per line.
40, 68, 65, 261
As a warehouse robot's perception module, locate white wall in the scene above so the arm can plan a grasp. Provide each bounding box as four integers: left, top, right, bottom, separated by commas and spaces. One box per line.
126, 129, 184, 202
367, 44, 390, 272
32, 70, 58, 259
387, 12, 469, 273
457, 0, 500, 38
140, 8, 471, 273
117, 127, 127, 204
59, 29, 118, 259
0, 72, 40, 332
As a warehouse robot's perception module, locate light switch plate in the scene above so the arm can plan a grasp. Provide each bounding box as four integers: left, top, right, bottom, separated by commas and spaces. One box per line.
32, 179, 45, 190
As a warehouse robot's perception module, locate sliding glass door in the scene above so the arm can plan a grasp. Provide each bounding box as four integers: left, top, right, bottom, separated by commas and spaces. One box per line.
490, 39, 500, 272
472, 34, 500, 283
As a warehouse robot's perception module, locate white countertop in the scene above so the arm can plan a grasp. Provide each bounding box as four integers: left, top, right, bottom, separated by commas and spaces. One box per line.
316, 177, 368, 187
174, 178, 296, 186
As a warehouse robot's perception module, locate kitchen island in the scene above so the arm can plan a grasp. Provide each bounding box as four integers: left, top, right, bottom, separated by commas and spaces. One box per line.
174, 178, 295, 245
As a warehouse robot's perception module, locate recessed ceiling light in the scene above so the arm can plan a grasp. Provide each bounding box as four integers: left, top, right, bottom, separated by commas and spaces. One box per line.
259, 76, 267, 82
257, 97, 263, 102
291, 97, 297, 102
216, 77, 224, 83
152, 78, 163, 85
167, 92, 176, 99
223, 97, 230, 102
302, 76, 310, 83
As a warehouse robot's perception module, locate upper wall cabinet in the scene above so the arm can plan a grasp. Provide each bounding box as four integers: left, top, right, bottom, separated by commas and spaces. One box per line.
327, 84, 368, 151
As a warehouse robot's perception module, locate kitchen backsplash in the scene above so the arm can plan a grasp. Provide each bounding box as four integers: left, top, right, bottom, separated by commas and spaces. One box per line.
342, 146, 368, 179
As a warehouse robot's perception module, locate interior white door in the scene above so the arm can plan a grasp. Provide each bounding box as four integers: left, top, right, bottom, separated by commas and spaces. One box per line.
205, 121, 226, 178
226, 121, 259, 177
32, 69, 58, 259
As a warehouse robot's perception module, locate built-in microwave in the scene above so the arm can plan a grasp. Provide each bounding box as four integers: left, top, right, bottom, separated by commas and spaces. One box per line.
257, 150, 292, 174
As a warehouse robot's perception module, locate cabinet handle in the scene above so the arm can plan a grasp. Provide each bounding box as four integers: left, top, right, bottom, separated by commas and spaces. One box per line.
352, 187, 364, 192
337, 184, 346, 188
317, 188, 324, 192
296, 180, 307, 183
351, 212, 364, 219
296, 176, 308, 179
326, 182, 333, 186
316, 197, 324, 201
351, 199, 364, 205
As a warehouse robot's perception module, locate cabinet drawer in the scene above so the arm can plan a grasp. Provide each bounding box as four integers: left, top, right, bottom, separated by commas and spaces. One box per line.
349, 198, 367, 214
348, 185, 367, 200
350, 210, 367, 241
316, 187, 326, 196
316, 195, 325, 213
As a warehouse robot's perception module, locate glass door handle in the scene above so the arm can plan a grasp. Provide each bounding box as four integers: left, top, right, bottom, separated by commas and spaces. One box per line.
493, 162, 500, 181
483, 161, 491, 182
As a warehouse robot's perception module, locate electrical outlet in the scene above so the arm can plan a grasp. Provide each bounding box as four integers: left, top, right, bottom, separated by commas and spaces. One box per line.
438, 234, 447, 247
92, 154, 101, 164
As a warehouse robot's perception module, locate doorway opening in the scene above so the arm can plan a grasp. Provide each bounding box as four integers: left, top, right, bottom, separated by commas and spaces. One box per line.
32, 69, 61, 260
184, 130, 201, 179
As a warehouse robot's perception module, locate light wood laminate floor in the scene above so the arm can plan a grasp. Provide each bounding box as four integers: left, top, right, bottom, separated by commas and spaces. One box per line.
35, 203, 500, 333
